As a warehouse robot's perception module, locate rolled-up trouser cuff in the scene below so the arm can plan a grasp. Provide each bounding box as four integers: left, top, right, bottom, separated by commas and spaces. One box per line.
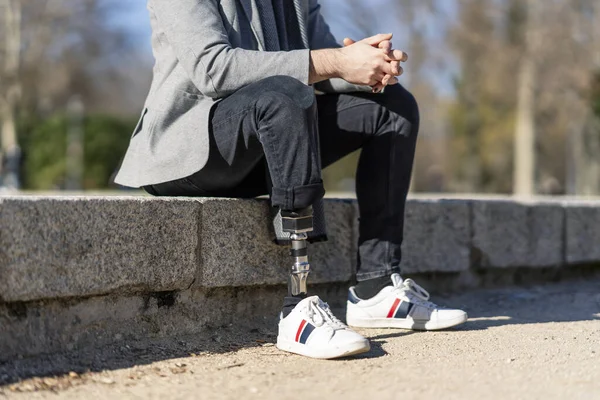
271, 181, 325, 211
357, 233, 403, 281
356, 266, 402, 282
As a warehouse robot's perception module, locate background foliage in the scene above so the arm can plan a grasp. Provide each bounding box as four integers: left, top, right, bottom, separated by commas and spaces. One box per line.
1, 0, 599, 194
20, 115, 134, 190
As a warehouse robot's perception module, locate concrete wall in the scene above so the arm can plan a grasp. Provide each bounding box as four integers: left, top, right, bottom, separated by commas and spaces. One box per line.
1, 195, 599, 360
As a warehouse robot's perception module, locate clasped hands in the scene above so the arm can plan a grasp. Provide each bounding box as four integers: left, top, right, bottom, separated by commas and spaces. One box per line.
340, 33, 407, 93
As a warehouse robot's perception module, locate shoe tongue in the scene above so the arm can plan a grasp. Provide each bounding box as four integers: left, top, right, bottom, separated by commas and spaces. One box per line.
390, 274, 403, 287
297, 295, 321, 308
300, 296, 344, 329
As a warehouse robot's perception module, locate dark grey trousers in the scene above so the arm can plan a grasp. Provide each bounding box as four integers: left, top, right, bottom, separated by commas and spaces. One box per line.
146, 76, 419, 281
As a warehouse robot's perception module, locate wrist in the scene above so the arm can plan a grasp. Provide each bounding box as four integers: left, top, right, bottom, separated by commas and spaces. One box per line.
309, 48, 344, 84
325, 48, 345, 79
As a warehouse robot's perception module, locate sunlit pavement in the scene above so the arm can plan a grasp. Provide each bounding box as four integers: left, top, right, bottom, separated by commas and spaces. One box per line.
2, 278, 599, 399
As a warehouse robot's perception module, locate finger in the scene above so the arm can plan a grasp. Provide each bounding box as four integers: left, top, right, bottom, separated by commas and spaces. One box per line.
378, 40, 392, 51
388, 77, 399, 85
389, 60, 401, 75
384, 49, 408, 62
378, 60, 396, 77
343, 37, 356, 47
362, 33, 393, 46
381, 74, 391, 86
369, 74, 384, 87
371, 83, 384, 93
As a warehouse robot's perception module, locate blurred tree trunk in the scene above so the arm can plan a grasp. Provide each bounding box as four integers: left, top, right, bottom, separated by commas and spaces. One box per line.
0, 0, 22, 189
513, 0, 537, 196
513, 53, 535, 195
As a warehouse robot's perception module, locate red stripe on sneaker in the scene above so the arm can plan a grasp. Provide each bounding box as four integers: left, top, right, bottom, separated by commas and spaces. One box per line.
387, 298, 401, 318
295, 320, 307, 342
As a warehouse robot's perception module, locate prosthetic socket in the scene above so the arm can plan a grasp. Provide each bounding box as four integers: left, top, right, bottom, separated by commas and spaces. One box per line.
281, 207, 313, 296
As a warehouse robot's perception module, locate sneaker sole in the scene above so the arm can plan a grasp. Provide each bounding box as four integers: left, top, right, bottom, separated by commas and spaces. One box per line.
347, 312, 468, 331
276, 337, 370, 359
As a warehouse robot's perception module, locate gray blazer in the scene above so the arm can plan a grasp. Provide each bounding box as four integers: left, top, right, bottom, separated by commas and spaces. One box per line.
115, 0, 368, 188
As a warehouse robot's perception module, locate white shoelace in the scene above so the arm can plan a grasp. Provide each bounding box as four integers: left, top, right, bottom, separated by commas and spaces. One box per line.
394, 278, 438, 310
306, 298, 347, 330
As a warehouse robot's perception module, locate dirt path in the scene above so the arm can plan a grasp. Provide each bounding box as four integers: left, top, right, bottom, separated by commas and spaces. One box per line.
2, 279, 599, 400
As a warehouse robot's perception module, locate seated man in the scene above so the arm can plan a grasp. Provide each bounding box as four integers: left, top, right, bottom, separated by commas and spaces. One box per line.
115, 0, 467, 359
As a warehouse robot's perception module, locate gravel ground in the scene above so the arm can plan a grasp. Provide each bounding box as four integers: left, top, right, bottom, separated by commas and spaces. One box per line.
1, 278, 599, 400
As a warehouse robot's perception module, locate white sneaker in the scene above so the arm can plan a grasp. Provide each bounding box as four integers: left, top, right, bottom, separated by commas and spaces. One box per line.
277, 295, 370, 359
346, 274, 468, 330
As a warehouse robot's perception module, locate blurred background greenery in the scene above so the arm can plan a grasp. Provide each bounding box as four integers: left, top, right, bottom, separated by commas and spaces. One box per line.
1, 0, 599, 195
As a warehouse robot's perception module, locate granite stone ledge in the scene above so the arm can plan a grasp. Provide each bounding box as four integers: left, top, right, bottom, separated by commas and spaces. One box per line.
400, 200, 471, 274
194, 198, 355, 288
2, 195, 599, 305
472, 200, 564, 268
564, 201, 600, 265
0, 196, 201, 302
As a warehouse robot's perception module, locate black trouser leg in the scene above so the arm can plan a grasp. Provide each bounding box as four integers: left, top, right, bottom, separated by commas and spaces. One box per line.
317, 84, 420, 281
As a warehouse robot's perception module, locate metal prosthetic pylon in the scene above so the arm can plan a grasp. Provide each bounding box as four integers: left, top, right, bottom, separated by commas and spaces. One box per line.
281, 207, 313, 296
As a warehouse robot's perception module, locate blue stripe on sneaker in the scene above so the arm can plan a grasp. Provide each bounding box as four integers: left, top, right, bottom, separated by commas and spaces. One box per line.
348, 290, 360, 304
299, 323, 315, 344
393, 301, 414, 319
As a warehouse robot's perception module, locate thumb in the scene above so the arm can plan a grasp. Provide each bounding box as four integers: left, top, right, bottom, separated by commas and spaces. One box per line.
343, 37, 356, 47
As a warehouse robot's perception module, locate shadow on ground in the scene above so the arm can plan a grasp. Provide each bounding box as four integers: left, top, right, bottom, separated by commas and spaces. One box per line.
1, 277, 599, 388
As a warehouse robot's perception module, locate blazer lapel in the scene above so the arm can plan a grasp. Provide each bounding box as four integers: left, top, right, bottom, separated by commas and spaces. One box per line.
238, 0, 266, 50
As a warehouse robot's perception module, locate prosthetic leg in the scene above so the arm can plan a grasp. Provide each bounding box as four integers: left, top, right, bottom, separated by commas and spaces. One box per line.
281, 207, 313, 296
277, 206, 370, 359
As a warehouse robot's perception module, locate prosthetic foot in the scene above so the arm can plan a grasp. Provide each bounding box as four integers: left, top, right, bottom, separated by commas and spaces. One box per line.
281, 207, 313, 296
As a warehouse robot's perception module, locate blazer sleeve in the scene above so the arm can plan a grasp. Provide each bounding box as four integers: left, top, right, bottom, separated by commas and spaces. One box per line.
306, 0, 373, 94
150, 0, 310, 99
